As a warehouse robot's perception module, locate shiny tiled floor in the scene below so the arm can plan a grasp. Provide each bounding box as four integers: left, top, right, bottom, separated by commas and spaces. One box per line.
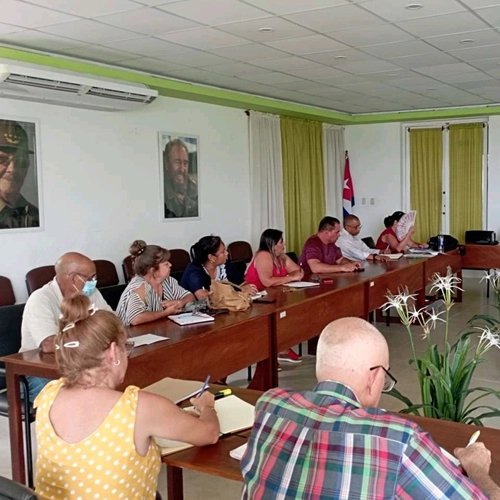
1, 273, 498, 498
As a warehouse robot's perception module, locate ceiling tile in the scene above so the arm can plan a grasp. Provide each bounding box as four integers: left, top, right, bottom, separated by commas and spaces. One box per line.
1, 0, 79, 28
156, 49, 233, 67
314, 74, 369, 85
461, 0, 500, 7
360, 0, 466, 23
249, 56, 322, 71
242, 0, 348, 15
25, 0, 140, 18
441, 95, 493, 105
474, 6, 500, 26
0, 24, 27, 36
284, 66, 352, 79
425, 30, 500, 51
437, 70, 495, 83
470, 56, 500, 70
62, 45, 135, 63
329, 24, 414, 47
157, 0, 269, 25
449, 44, 500, 61
330, 101, 380, 113
395, 12, 490, 38
415, 62, 478, 76
298, 85, 349, 96
284, 4, 385, 32
102, 36, 190, 57
0, 30, 87, 51
336, 59, 404, 75
362, 40, 438, 59
389, 52, 460, 69
368, 69, 420, 81
131, 0, 183, 4
117, 57, 188, 74
304, 48, 375, 64
215, 16, 314, 42
158, 27, 249, 49
40, 20, 140, 43
276, 79, 333, 90
165, 67, 239, 84
239, 72, 303, 84
209, 61, 268, 76
209, 43, 287, 61
96, 7, 202, 35
264, 35, 348, 55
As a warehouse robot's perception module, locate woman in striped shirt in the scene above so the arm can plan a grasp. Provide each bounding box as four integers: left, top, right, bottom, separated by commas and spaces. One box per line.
117, 240, 194, 326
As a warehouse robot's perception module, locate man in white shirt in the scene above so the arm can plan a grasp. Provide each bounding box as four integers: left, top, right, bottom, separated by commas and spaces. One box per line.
337, 215, 389, 262
21, 252, 113, 400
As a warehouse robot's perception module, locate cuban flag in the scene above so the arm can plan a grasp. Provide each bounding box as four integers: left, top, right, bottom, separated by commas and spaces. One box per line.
343, 151, 355, 217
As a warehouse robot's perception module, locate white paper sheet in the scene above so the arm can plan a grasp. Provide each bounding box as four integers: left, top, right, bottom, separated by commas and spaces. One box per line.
131, 333, 168, 347
284, 281, 320, 288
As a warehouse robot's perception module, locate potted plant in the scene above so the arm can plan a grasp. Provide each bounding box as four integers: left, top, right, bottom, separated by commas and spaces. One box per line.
383, 267, 500, 424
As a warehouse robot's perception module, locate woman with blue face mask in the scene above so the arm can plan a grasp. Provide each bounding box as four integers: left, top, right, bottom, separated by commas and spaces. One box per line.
116, 240, 195, 326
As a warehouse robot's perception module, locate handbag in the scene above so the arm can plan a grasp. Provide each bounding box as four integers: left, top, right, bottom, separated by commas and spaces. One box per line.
428, 235, 458, 252
207, 280, 251, 312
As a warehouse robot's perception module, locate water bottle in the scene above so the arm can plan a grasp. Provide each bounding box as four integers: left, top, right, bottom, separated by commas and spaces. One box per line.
438, 234, 444, 253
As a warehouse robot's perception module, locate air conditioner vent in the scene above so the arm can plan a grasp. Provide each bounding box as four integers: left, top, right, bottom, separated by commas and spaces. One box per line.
87, 87, 156, 103
5, 73, 81, 93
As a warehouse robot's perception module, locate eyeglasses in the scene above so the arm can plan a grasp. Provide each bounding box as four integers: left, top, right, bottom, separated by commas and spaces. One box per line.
347, 224, 362, 230
0, 152, 29, 169
370, 365, 397, 392
124, 340, 135, 357
76, 273, 98, 282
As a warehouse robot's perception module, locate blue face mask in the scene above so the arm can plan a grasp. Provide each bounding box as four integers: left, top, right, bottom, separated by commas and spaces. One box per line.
76, 275, 97, 296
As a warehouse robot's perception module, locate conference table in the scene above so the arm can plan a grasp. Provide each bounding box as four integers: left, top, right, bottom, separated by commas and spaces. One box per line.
1, 252, 463, 485
163, 386, 500, 500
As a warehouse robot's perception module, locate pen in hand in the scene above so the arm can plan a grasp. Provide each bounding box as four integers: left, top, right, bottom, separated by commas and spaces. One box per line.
196, 374, 211, 399
466, 430, 480, 448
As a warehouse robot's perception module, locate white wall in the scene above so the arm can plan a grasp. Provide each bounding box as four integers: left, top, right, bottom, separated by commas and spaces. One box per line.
1, 96, 250, 302
345, 122, 402, 241
487, 116, 500, 236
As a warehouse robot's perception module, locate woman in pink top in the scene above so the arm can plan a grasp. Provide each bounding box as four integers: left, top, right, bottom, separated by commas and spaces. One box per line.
375, 211, 427, 253
245, 229, 304, 364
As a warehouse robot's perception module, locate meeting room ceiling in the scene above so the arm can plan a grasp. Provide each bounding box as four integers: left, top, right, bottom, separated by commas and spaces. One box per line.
2, 0, 500, 114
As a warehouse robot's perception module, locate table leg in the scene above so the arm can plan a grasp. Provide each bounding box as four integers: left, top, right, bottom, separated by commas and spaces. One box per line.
307, 337, 318, 355
6, 369, 26, 484
166, 465, 183, 500
456, 269, 463, 303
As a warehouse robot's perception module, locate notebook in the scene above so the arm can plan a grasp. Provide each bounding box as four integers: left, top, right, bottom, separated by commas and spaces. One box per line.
144, 377, 207, 404
384, 253, 403, 260
284, 281, 320, 288
168, 312, 215, 326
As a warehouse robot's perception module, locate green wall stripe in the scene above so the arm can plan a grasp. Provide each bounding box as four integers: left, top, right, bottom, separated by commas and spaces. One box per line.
0, 46, 498, 125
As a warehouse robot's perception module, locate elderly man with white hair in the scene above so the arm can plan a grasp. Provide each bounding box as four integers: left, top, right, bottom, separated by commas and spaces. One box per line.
241, 317, 499, 499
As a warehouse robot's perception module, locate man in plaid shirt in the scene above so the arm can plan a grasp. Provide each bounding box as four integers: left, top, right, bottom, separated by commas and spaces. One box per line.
241, 317, 498, 499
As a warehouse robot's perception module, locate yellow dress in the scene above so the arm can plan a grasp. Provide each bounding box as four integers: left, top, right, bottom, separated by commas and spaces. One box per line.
34, 379, 161, 500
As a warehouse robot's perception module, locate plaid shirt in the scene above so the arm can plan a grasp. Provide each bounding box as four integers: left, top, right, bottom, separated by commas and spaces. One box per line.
241, 381, 487, 500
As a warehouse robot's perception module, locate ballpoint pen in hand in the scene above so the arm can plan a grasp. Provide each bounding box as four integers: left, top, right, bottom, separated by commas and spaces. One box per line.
466, 430, 481, 448
196, 374, 211, 399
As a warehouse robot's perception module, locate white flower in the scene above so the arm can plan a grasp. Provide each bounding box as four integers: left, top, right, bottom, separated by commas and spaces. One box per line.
478, 327, 500, 350
424, 308, 446, 330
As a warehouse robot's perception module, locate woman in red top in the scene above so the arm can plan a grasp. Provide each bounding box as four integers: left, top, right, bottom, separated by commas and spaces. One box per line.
245, 229, 304, 363
375, 211, 427, 253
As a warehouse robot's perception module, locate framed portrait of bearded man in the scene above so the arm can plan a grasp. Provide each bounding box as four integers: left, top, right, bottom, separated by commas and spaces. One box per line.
0, 117, 42, 232
159, 132, 199, 220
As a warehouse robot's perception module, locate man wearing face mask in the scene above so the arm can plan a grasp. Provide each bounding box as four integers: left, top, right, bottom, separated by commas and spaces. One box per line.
20, 252, 113, 401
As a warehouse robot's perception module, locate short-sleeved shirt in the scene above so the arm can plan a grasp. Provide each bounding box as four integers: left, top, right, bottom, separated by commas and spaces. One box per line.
180, 261, 244, 294
35, 379, 160, 500
298, 234, 342, 274
241, 381, 487, 500
116, 275, 191, 325
21, 279, 113, 352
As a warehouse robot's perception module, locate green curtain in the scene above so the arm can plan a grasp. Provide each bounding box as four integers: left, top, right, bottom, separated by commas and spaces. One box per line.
410, 128, 442, 243
281, 117, 325, 254
449, 123, 484, 243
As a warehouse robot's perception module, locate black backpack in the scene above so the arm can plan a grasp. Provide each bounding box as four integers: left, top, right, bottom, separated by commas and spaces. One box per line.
428, 234, 458, 252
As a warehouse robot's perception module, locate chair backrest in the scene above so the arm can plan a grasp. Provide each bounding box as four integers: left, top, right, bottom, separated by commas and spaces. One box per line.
0, 303, 25, 391
286, 251, 299, 264
362, 236, 376, 249
122, 255, 134, 282
93, 260, 119, 288
99, 284, 127, 311
0, 475, 38, 500
228, 241, 253, 263
169, 249, 191, 274
0, 276, 15, 307
25, 266, 55, 295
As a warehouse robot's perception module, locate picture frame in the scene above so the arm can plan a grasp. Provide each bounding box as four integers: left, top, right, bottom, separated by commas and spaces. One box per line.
0, 116, 43, 233
158, 132, 199, 221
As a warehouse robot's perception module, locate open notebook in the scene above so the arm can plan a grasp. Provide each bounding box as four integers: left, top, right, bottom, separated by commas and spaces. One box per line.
143, 377, 255, 456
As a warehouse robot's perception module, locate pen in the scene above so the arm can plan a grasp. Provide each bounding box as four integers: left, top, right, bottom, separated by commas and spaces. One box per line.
466, 430, 480, 448
214, 388, 232, 400
196, 374, 211, 399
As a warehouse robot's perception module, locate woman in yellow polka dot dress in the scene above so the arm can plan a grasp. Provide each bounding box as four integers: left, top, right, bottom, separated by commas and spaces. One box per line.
34, 294, 220, 500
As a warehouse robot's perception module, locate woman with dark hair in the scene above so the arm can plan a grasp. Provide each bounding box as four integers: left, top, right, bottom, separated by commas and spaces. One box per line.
245, 229, 304, 364
375, 211, 427, 253
180, 235, 257, 300
34, 294, 219, 500
117, 240, 194, 326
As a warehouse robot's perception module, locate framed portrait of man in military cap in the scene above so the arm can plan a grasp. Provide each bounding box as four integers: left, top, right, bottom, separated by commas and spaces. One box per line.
159, 132, 199, 220
0, 118, 41, 231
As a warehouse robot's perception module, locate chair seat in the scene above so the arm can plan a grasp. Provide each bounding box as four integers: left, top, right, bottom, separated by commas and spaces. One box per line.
0, 392, 35, 422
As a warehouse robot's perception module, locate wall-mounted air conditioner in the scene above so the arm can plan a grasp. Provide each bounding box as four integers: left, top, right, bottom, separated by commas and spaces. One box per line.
0, 63, 158, 111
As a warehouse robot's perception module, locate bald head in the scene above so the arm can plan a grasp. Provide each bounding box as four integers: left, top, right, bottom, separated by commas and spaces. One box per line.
343, 214, 359, 228
316, 318, 389, 407
55, 252, 96, 298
